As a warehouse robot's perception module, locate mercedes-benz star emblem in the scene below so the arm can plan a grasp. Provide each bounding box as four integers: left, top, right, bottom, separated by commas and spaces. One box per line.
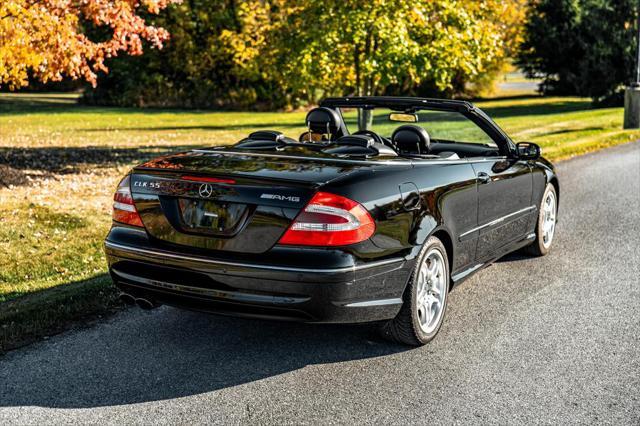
198, 183, 214, 198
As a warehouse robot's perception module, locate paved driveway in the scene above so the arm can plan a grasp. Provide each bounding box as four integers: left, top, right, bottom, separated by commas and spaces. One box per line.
1, 142, 639, 424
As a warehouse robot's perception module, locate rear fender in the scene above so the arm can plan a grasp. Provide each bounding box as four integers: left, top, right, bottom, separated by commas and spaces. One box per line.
407, 211, 453, 260
408, 213, 456, 286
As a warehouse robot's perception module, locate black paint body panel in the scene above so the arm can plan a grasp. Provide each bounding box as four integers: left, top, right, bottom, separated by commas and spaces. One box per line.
104, 97, 559, 323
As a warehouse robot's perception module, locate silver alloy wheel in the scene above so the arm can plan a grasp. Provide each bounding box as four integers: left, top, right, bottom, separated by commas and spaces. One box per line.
416, 248, 447, 334
542, 190, 556, 249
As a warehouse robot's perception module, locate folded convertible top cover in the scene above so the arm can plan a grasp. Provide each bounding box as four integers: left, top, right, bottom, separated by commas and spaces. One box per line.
248, 130, 284, 142
335, 134, 375, 147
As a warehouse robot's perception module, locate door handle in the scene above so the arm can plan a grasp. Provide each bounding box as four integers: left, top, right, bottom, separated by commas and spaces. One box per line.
477, 172, 491, 184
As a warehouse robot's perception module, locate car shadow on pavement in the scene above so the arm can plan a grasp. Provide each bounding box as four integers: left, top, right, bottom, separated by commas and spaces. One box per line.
495, 251, 531, 263
0, 307, 409, 408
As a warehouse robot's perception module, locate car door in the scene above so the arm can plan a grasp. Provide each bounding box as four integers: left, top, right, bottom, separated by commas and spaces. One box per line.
469, 157, 534, 262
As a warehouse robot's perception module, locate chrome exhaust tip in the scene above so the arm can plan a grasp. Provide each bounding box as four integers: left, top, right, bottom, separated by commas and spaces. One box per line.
135, 298, 158, 310
119, 293, 136, 306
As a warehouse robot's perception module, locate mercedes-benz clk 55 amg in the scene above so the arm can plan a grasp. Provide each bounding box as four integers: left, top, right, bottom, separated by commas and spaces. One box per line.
104, 97, 559, 346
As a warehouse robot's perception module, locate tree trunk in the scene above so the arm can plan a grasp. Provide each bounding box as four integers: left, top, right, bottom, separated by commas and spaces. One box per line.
354, 43, 371, 130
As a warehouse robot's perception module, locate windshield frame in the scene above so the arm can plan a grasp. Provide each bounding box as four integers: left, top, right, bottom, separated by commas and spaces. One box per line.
321, 97, 515, 157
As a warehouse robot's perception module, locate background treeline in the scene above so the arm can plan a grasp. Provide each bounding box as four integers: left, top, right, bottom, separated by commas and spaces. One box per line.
79, 0, 637, 109
83, 0, 526, 109
517, 0, 637, 106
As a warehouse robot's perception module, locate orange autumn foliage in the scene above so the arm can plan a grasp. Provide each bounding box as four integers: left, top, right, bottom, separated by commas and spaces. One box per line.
0, 0, 180, 89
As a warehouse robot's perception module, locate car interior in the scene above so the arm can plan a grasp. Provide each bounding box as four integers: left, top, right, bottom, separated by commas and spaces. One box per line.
234, 106, 502, 159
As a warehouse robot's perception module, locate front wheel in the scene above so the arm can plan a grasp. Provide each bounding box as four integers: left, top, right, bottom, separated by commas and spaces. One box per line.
524, 183, 557, 256
381, 236, 449, 346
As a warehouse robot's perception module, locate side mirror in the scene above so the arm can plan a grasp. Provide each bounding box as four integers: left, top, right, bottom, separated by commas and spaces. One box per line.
516, 142, 541, 160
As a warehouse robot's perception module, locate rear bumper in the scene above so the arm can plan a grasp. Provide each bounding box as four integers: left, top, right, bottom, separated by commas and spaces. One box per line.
104, 229, 412, 323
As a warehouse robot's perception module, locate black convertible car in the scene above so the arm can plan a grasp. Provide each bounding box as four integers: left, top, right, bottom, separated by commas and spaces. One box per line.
104, 97, 559, 346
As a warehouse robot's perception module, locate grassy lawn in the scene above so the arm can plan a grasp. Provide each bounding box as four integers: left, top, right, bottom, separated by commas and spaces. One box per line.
1, 92, 638, 350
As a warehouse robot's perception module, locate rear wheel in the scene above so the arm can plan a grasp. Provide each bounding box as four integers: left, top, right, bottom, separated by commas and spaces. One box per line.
524, 183, 557, 256
381, 236, 449, 346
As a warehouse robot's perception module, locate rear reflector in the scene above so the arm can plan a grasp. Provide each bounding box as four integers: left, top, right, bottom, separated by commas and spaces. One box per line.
112, 176, 144, 227
181, 175, 236, 184
278, 192, 375, 246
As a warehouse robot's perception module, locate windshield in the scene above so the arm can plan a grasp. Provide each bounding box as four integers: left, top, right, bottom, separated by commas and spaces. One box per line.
341, 108, 497, 147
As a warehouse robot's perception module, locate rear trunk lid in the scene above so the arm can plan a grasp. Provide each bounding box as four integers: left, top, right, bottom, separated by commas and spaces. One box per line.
130, 147, 408, 253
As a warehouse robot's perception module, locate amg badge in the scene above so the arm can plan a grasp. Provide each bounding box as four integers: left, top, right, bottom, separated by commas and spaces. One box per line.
260, 193, 300, 202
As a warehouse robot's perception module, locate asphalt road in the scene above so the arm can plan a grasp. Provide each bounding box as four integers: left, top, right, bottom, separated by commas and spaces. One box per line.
1, 142, 639, 425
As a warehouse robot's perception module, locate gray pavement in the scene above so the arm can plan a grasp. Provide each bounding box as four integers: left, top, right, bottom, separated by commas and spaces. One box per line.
1, 141, 639, 425
497, 81, 539, 93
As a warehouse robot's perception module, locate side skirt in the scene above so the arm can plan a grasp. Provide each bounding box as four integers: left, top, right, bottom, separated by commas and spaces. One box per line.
450, 232, 536, 288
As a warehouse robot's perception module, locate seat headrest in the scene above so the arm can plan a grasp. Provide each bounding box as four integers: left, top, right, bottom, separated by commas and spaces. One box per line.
391, 125, 430, 155
305, 107, 342, 135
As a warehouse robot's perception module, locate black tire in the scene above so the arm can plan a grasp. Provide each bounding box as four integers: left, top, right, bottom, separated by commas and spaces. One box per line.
524, 183, 557, 256
381, 236, 449, 346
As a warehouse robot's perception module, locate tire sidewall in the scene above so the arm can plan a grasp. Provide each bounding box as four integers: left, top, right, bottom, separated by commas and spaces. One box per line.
535, 184, 557, 255
408, 236, 449, 343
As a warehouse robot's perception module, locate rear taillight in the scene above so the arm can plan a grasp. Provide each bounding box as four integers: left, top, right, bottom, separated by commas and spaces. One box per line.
112, 176, 144, 227
278, 192, 375, 246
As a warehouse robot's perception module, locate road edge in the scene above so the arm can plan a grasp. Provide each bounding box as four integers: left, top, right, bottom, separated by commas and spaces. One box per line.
0, 276, 123, 354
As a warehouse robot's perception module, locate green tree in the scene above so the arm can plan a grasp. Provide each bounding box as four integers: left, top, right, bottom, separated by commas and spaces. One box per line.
225, 1, 523, 104
517, 0, 637, 104
84, 0, 285, 109
86, 0, 525, 109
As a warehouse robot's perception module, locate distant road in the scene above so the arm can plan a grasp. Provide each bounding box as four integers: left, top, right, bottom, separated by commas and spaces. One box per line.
497, 80, 539, 92
1, 142, 639, 425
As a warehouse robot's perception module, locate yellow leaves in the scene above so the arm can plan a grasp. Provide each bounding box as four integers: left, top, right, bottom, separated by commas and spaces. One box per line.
216, 0, 525, 99
0, 0, 180, 90
219, 0, 276, 72
1, 1, 75, 89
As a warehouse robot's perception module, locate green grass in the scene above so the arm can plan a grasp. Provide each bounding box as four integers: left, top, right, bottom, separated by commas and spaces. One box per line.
0, 92, 638, 350
0, 275, 122, 352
